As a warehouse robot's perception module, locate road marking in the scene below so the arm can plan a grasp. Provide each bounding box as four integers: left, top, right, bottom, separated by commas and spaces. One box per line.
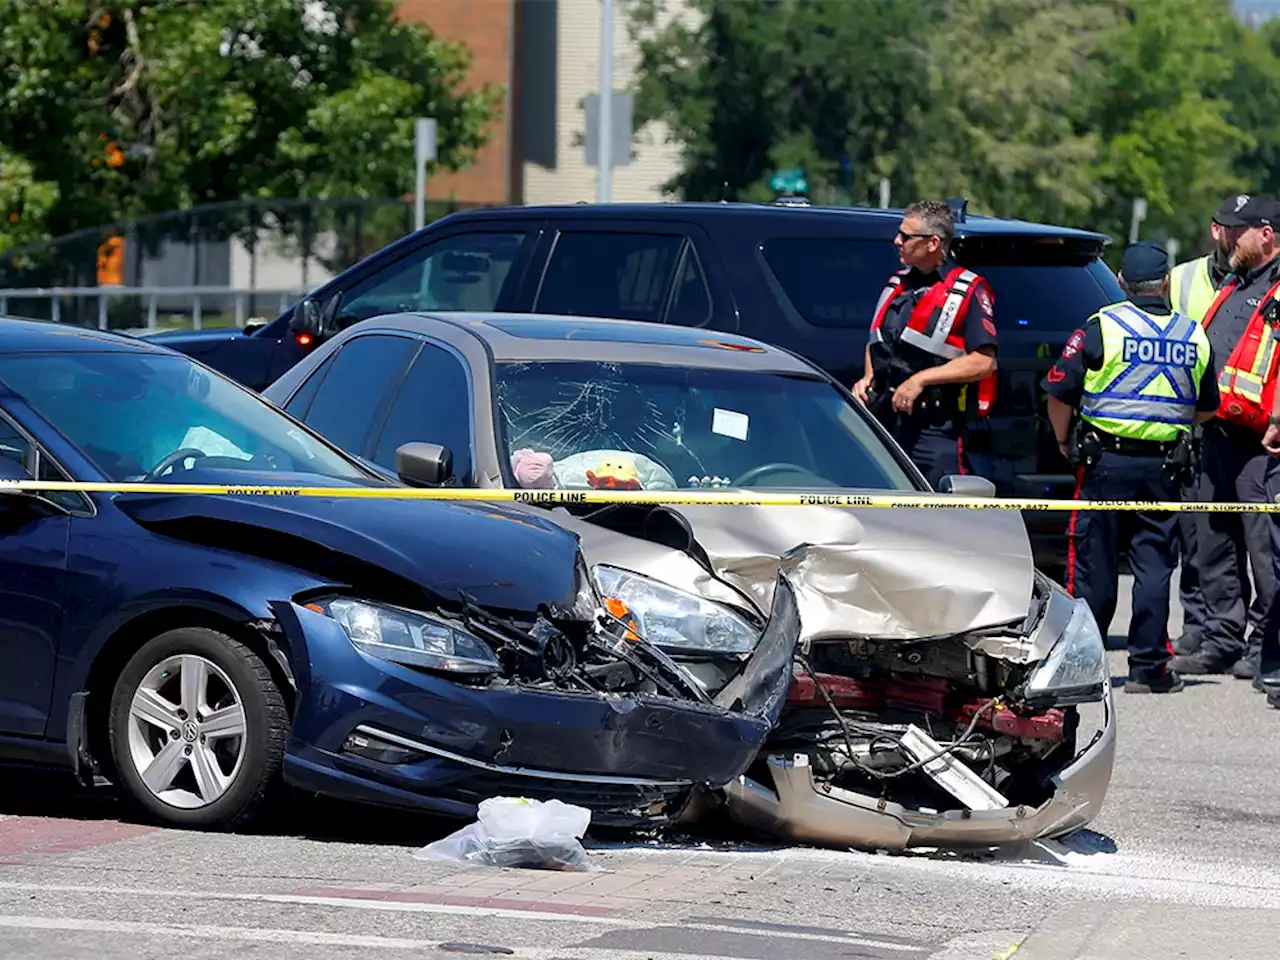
0, 880, 925, 952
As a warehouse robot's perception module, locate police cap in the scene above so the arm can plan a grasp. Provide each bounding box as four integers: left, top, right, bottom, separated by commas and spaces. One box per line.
1119, 240, 1170, 284
1213, 194, 1280, 228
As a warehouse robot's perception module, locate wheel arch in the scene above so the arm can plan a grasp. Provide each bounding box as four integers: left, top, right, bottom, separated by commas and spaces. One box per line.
82, 605, 298, 782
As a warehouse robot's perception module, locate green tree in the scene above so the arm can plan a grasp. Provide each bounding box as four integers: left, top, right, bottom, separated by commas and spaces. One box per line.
0, 0, 502, 255
1087, 0, 1252, 255
629, 0, 939, 204
907, 0, 1119, 225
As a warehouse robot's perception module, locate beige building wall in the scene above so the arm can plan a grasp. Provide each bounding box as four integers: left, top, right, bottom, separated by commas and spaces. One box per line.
519, 0, 697, 205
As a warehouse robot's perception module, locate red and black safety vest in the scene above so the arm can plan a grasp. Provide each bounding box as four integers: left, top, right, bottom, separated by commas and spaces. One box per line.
1201, 273, 1280, 433
869, 266, 999, 416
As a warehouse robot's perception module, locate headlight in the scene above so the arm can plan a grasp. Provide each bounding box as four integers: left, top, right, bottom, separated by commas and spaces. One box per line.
1023, 597, 1108, 705
591, 565, 761, 655
310, 597, 501, 675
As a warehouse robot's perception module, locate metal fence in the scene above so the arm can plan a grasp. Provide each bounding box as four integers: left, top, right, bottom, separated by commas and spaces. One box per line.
0, 196, 497, 330
0, 285, 312, 333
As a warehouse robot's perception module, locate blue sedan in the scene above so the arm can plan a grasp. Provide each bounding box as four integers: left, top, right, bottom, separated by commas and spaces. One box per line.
0, 317, 796, 830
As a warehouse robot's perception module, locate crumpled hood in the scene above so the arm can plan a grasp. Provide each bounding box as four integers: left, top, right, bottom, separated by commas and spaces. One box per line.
112, 470, 586, 615
553, 499, 1035, 642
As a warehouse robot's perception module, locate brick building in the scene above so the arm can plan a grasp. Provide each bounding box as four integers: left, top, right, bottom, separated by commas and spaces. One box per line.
395, 0, 692, 206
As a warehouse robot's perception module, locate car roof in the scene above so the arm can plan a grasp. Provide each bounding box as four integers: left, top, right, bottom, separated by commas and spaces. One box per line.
365, 311, 824, 374
437, 200, 1111, 243
0, 316, 171, 355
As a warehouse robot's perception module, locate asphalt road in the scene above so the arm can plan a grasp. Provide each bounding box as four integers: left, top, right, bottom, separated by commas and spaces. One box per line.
2, 576, 1279, 960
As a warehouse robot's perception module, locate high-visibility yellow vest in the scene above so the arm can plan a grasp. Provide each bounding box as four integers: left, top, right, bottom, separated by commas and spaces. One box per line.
1081, 301, 1210, 441
1169, 256, 1218, 320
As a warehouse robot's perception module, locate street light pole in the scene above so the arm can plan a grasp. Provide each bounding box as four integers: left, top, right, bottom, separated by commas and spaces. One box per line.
597, 0, 614, 203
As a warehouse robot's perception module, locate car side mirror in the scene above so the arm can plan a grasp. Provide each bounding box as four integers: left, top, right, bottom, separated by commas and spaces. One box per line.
243, 319, 267, 335
395, 442, 453, 487
289, 300, 323, 340
937, 474, 996, 497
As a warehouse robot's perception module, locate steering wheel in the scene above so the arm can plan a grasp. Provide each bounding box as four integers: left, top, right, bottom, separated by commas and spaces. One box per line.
146, 448, 209, 480
732, 462, 813, 487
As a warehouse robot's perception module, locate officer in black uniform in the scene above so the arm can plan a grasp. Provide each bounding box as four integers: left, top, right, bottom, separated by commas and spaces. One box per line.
852, 199, 998, 487
1042, 241, 1220, 694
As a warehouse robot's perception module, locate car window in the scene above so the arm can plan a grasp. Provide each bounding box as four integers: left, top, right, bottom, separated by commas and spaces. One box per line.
300, 334, 419, 458
495, 361, 916, 491
536, 232, 685, 322
338, 232, 527, 324
0, 353, 369, 483
666, 244, 714, 327
762, 236, 1120, 335
0, 414, 30, 470
973, 261, 1120, 333
372, 344, 473, 484
281, 352, 335, 421
761, 237, 900, 328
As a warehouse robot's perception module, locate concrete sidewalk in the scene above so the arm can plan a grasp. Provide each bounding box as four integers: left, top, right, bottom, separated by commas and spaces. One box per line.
1015, 902, 1278, 959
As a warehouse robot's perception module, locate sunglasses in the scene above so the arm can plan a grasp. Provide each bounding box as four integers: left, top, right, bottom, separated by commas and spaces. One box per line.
896, 229, 936, 242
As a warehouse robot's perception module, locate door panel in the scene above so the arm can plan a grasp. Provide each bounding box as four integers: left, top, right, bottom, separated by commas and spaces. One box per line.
0, 418, 69, 737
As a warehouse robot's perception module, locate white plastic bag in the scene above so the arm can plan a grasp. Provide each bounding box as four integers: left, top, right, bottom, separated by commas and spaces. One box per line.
414, 797, 600, 871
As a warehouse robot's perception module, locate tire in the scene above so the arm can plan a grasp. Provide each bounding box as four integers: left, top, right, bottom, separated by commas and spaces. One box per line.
107, 627, 289, 829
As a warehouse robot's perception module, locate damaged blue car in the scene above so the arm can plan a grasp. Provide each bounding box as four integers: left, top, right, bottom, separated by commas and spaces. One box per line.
0, 317, 799, 830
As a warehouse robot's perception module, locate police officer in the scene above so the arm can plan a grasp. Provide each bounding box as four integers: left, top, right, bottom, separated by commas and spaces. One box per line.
852, 200, 998, 487
1167, 199, 1236, 662
1171, 195, 1280, 679
1043, 241, 1219, 694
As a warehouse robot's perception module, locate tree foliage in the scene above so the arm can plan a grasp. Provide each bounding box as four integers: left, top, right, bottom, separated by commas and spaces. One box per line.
630, 0, 1277, 255
0, 0, 502, 254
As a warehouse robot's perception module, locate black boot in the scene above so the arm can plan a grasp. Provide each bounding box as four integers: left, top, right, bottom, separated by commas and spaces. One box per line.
1124, 672, 1186, 695
1170, 649, 1238, 675
1234, 649, 1261, 680
1173, 632, 1202, 656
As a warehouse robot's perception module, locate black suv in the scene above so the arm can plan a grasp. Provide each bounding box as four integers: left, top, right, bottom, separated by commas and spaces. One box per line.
149, 201, 1124, 573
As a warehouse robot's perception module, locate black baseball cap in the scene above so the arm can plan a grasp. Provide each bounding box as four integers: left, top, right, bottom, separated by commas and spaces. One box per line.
1120, 240, 1170, 284
1213, 194, 1280, 227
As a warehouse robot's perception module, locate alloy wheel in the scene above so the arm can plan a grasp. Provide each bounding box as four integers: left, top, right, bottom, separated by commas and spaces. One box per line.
126, 654, 248, 810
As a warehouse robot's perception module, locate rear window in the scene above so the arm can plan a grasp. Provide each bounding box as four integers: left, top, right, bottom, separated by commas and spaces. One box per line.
760, 236, 1122, 335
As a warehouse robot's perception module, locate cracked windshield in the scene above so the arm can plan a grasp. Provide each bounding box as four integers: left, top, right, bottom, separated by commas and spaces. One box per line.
495, 360, 914, 491
0, 353, 366, 483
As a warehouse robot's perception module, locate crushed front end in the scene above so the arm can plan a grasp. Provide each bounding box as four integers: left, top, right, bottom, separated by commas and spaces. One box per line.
724, 571, 1116, 850
270, 561, 802, 829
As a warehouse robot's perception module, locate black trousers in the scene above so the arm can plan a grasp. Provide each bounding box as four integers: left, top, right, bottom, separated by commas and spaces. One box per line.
1192, 421, 1276, 662
1066, 450, 1178, 683
1256, 456, 1280, 677
884, 421, 970, 490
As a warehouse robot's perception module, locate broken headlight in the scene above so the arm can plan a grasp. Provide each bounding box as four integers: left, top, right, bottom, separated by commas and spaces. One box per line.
591, 565, 760, 655
1023, 597, 1107, 706
309, 597, 501, 676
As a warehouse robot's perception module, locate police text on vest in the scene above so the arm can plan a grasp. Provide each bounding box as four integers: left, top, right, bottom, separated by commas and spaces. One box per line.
1121, 337, 1198, 366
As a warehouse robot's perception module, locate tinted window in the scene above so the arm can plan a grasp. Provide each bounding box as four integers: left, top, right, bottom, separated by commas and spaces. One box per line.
666, 245, 713, 327
761, 238, 899, 328
282, 353, 334, 420
373, 344, 473, 484
536, 232, 684, 322
0, 415, 30, 469
339, 232, 527, 323
975, 261, 1118, 333
762, 236, 1118, 335
0, 354, 367, 483
301, 334, 419, 457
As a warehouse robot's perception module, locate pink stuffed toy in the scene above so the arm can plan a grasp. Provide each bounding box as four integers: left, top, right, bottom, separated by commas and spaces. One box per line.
511, 448, 555, 488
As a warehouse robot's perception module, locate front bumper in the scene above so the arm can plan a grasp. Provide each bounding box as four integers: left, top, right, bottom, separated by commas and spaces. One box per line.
271, 580, 801, 828
724, 684, 1117, 850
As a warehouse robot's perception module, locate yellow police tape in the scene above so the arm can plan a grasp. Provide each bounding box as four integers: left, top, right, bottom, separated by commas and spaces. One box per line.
5, 479, 1280, 513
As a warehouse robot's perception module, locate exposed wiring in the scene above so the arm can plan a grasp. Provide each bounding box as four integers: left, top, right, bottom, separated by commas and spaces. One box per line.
795, 653, 1000, 781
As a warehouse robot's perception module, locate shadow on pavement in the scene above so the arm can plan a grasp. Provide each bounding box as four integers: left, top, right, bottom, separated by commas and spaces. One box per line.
0, 763, 460, 848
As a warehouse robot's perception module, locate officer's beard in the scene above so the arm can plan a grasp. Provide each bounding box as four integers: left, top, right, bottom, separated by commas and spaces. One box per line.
1230, 244, 1260, 272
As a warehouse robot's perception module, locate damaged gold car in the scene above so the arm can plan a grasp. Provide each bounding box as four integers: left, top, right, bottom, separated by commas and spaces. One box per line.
262, 311, 1116, 852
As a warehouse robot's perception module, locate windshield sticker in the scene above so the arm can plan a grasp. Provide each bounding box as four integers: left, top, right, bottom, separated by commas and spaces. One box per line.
712, 408, 749, 441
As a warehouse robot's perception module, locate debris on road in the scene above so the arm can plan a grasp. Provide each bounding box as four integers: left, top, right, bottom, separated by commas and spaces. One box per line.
414, 797, 600, 871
